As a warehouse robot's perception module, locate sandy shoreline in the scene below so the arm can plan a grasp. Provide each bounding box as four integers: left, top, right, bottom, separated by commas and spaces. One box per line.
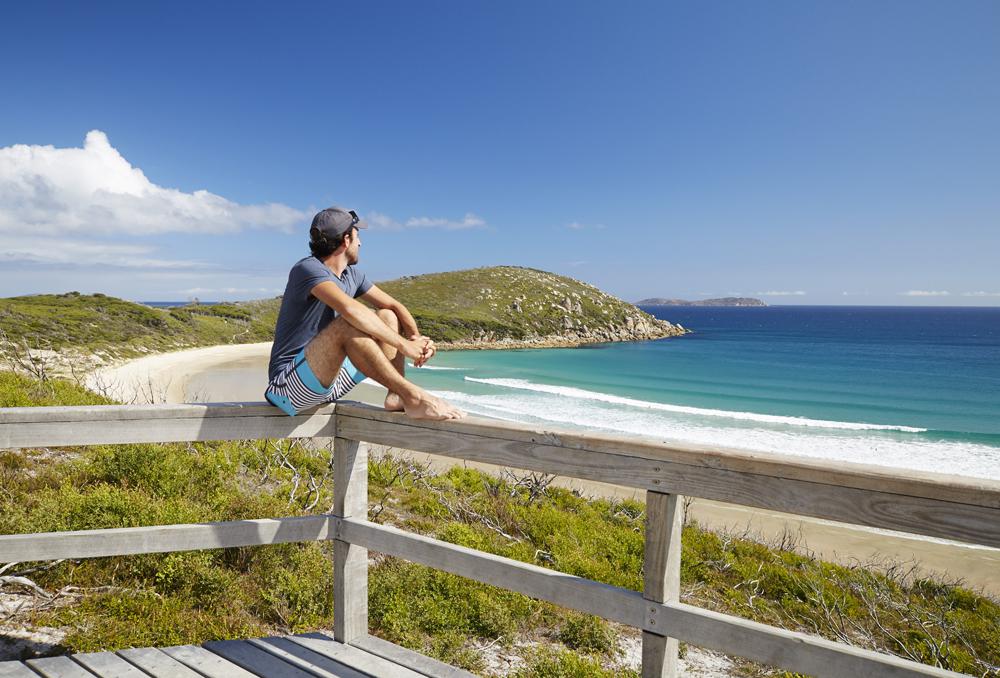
83, 342, 1000, 597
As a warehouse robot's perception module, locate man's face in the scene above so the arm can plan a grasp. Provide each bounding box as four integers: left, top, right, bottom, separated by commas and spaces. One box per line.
346, 227, 361, 264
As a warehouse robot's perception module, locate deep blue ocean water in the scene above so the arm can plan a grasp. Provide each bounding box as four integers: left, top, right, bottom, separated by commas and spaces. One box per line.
406, 306, 1000, 480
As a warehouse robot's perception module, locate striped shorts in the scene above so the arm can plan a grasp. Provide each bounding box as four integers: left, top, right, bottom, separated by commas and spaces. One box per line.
264, 349, 366, 416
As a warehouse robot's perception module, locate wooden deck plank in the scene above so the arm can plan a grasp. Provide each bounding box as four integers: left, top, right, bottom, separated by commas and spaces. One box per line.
349, 635, 478, 678
0, 661, 40, 678
71, 653, 149, 678
24, 657, 95, 678
160, 646, 258, 678
116, 648, 203, 678
202, 641, 316, 678
282, 633, 428, 677
248, 637, 372, 678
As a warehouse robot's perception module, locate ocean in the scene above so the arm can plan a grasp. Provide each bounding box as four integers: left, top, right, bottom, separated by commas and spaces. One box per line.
404, 306, 1000, 481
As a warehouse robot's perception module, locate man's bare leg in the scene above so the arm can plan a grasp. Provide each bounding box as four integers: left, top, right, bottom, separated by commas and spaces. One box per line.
304, 316, 463, 420
374, 309, 405, 412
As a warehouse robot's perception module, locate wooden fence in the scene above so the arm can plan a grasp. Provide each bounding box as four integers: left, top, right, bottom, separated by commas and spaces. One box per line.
2, 400, 999, 677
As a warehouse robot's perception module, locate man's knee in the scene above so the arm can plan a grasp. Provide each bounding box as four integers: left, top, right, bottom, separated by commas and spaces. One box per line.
376, 308, 399, 332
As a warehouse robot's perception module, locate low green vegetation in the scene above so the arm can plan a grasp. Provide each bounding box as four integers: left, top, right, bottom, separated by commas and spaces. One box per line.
0, 292, 278, 359
2, 372, 998, 675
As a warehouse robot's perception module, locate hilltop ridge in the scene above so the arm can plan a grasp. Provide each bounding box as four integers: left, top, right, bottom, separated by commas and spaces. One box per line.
378, 266, 686, 348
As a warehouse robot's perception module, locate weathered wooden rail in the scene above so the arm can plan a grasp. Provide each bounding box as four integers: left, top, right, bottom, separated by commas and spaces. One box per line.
2, 400, 999, 677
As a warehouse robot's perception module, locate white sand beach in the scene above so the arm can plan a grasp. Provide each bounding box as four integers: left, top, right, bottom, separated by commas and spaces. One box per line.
84, 342, 1000, 596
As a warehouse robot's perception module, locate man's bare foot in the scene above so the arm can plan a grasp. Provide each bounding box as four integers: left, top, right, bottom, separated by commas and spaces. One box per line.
403, 393, 465, 421
384, 392, 405, 412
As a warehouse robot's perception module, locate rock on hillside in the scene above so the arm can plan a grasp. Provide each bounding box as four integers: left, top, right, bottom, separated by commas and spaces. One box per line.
377, 266, 687, 348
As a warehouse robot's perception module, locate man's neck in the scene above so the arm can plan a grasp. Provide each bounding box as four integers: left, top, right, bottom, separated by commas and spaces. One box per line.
320, 253, 349, 277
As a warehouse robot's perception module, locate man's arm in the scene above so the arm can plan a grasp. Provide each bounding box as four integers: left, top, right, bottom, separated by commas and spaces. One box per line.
311, 281, 427, 362
360, 285, 421, 338
361, 285, 437, 365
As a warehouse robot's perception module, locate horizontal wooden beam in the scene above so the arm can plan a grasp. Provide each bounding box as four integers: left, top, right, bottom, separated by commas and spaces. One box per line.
0, 515, 335, 562
338, 517, 646, 627
335, 403, 1000, 509
341, 518, 960, 678
657, 602, 961, 678
0, 402, 336, 448
0, 402, 334, 424
335, 408, 1000, 549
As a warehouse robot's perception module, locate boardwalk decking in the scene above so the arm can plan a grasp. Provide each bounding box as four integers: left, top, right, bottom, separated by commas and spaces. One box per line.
0, 632, 475, 678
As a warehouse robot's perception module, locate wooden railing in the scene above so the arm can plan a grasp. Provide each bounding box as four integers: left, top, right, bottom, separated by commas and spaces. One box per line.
3, 401, 999, 677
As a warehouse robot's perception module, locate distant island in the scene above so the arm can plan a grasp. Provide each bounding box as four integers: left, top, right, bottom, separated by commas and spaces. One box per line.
637, 296, 766, 307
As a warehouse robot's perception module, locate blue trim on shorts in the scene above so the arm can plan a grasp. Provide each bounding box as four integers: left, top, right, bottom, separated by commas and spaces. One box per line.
342, 357, 366, 385
265, 390, 297, 417
292, 349, 328, 394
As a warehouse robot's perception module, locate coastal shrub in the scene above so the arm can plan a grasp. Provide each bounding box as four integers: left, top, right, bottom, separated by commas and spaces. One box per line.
0, 371, 112, 407
41, 589, 265, 653
256, 543, 332, 629
557, 613, 620, 657
368, 557, 546, 649
426, 630, 487, 672
514, 647, 637, 677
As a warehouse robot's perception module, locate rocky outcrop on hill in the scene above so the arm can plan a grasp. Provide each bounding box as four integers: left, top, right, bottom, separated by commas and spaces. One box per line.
378, 266, 688, 349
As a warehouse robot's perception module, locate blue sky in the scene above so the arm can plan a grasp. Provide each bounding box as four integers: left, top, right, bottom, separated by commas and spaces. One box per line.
1, 1, 998, 305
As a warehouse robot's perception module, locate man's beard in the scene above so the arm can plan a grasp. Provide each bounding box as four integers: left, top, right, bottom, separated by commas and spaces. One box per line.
348, 250, 359, 265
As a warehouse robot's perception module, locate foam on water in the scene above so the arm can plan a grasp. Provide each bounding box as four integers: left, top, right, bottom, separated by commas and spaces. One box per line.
410, 364, 467, 371
433, 388, 1000, 480
465, 377, 927, 433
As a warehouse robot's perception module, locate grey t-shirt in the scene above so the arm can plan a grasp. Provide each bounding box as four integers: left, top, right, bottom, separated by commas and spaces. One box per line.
268, 256, 372, 381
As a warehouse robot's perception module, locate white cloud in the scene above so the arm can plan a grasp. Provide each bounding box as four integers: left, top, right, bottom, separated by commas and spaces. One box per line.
406, 213, 486, 230
756, 290, 806, 296
566, 222, 605, 230
366, 210, 487, 231
178, 287, 282, 296
0, 130, 307, 238
0, 235, 208, 269
962, 291, 1000, 297
901, 290, 951, 297
366, 211, 403, 230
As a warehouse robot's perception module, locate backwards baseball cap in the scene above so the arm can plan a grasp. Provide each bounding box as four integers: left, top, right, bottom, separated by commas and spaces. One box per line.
310, 207, 368, 239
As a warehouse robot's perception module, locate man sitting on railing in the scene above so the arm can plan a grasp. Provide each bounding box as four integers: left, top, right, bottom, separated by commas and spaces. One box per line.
265, 206, 465, 421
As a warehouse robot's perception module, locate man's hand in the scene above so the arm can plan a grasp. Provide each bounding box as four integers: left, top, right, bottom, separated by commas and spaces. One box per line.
410, 334, 436, 367
400, 336, 433, 366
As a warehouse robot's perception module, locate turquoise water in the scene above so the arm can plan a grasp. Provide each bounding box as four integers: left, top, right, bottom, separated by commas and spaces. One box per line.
405, 306, 1000, 480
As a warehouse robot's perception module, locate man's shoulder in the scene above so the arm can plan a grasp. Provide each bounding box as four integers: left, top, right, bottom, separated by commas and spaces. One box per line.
289, 256, 333, 279
291, 255, 322, 271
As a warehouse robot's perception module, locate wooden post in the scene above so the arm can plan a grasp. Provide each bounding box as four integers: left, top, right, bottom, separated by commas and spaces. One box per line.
333, 437, 368, 643
642, 491, 684, 678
